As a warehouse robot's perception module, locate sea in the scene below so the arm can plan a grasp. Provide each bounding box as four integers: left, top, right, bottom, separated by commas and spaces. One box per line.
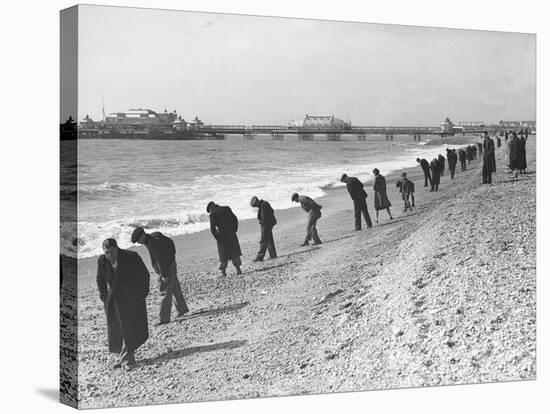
61, 134, 465, 258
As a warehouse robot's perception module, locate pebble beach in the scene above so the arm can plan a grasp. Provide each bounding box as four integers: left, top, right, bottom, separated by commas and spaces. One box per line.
62, 135, 536, 408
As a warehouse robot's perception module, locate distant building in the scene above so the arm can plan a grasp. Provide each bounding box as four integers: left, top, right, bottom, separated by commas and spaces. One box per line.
187, 116, 204, 130
289, 114, 351, 129
458, 121, 485, 127
104, 108, 177, 126
440, 117, 455, 134
499, 120, 521, 128
172, 116, 188, 130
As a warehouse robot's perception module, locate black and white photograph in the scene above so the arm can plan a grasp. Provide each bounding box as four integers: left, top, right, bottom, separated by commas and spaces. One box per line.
56, 2, 539, 411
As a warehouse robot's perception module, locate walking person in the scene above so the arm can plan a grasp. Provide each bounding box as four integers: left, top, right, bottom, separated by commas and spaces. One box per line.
131, 227, 189, 325
250, 196, 277, 262
477, 141, 483, 158
459, 148, 467, 172
96, 238, 150, 371
416, 158, 432, 187
481, 131, 496, 184
372, 168, 393, 223
340, 173, 372, 230
292, 192, 323, 245
207, 201, 243, 277
430, 158, 441, 192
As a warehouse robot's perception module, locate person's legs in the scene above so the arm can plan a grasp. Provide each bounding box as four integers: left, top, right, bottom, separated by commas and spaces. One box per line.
119, 339, 135, 370
266, 227, 277, 258
159, 269, 175, 323
255, 225, 269, 260
361, 202, 373, 228
423, 170, 429, 187
310, 212, 322, 244
375, 209, 379, 223
219, 260, 228, 276
232, 255, 242, 274
353, 200, 362, 230
386, 207, 393, 219
411, 193, 415, 207
171, 273, 189, 316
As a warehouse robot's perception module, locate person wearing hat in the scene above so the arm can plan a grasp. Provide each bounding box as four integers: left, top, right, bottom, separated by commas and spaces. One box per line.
206, 201, 242, 277
131, 226, 189, 325
291, 192, 323, 245
446, 148, 458, 179
96, 238, 150, 370
250, 196, 277, 262
340, 173, 372, 230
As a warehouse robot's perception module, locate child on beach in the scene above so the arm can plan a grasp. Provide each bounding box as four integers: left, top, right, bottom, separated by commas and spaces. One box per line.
397, 172, 415, 212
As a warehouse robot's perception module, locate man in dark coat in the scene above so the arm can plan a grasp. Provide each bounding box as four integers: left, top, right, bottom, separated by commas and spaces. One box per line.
96, 238, 150, 370
416, 158, 432, 187
372, 169, 393, 223
437, 154, 445, 176
481, 131, 496, 184
131, 227, 189, 325
446, 148, 457, 179
459, 148, 467, 171
508, 131, 521, 178
250, 196, 277, 262
519, 133, 527, 174
430, 158, 441, 192
292, 192, 323, 244
341, 173, 372, 230
207, 201, 242, 277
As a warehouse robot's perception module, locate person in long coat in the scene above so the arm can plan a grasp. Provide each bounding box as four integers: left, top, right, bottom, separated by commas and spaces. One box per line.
207, 201, 242, 277
519, 133, 527, 174
292, 192, 323, 244
430, 158, 441, 192
446, 148, 457, 179
96, 238, 150, 370
508, 131, 521, 178
372, 168, 393, 222
458, 149, 467, 171
250, 196, 277, 262
341, 173, 372, 230
416, 158, 432, 187
481, 131, 496, 184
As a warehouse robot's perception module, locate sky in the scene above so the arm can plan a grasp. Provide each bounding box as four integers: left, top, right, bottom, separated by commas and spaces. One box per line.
70, 5, 536, 126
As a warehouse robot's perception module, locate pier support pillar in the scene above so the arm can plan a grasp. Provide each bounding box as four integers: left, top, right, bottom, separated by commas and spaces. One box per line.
326, 133, 341, 141
385, 134, 389, 141
298, 132, 313, 141
271, 132, 284, 140
357, 133, 366, 141
390, 134, 394, 141
243, 132, 256, 140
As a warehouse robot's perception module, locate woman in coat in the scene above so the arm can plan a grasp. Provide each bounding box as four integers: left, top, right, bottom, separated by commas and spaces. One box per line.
508, 132, 521, 178
372, 169, 393, 223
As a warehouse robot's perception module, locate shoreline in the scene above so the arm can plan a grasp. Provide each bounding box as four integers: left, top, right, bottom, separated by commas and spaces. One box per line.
75, 133, 483, 282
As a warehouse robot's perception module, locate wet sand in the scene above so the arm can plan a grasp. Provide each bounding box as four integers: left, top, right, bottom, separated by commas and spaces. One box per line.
65, 134, 536, 408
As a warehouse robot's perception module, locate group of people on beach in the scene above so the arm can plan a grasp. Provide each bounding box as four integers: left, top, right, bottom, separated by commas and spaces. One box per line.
94, 129, 529, 370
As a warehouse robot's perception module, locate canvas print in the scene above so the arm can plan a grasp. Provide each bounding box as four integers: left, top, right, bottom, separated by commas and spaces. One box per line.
60, 5, 536, 409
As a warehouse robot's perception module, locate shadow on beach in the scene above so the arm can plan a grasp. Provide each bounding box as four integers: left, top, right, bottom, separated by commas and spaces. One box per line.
141, 339, 248, 366
175, 302, 249, 322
